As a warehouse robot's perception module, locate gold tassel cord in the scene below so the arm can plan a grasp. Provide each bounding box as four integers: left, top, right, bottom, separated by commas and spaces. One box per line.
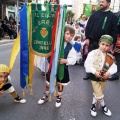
30, 86, 33, 95
49, 94, 52, 102
22, 89, 26, 97
54, 88, 57, 96
54, 79, 57, 96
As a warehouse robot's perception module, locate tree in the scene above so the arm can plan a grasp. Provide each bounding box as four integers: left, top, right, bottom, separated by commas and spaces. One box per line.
66, 10, 75, 23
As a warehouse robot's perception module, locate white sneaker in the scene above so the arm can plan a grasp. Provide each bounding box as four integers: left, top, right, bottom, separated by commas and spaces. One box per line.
38, 95, 48, 104
90, 104, 97, 117
55, 96, 62, 108
14, 98, 26, 104
102, 105, 112, 116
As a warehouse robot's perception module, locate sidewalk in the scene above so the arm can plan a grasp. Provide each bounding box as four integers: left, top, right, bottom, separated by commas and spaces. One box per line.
0, 38, 15, 45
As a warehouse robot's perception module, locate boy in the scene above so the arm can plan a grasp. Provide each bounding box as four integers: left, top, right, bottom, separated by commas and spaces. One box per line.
0, 64, 26, 103
84, 35, 117, 117
38, 25, 76, 107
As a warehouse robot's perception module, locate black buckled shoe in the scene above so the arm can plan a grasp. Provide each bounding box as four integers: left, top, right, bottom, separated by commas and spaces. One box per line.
102, 105, 112, 116
108, 76, 119, 81
83, 73, 90, 80
90, 104, 97, 117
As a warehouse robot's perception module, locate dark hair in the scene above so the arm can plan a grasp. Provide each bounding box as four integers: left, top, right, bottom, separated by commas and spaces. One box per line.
106, 0, 111, 2
65, 25, 75, 35
74, 36, 81, 41
49, 0, 59, 4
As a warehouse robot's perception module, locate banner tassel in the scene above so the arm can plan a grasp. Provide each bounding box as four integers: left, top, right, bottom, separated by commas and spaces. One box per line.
49, 94, 52, 102
54, 79, 57, 96
22, 89, 25, 97
54, 88, 57, 96
30, 86, 33, 95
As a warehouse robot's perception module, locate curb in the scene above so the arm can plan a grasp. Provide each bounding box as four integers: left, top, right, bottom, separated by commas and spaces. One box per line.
0, 39, 15, 45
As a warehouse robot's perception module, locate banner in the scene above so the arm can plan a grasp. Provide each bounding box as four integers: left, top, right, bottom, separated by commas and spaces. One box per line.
49, 5, 64, 93
31, 4, 58, 57
9, 32, 20, 73
20, 3, 28, 89
57, 5, 67, 81
83, 4, 92, 17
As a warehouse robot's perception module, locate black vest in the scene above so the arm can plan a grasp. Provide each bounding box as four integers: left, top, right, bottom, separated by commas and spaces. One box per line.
64, 42, 72, 69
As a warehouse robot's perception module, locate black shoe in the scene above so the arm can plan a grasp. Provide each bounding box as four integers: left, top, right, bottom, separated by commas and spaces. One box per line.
102, 105, 112, 116
83, 76, 90, 80
90, 104, 97, 117
108, 76, 119, 81
83, 73, 90, 80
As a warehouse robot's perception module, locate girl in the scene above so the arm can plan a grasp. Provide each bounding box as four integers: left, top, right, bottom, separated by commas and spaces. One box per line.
0, 64, 26, 103
38, 25, 76, 107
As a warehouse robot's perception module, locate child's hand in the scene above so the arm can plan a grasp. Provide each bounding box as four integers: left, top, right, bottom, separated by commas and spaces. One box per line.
0, 90, 5, 95
94, 72, 102, 78
59, 58, 68, 64
102, 71, 110, 80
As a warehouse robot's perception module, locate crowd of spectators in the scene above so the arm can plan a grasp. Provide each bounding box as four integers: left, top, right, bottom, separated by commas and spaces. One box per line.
0, 15, 17, 40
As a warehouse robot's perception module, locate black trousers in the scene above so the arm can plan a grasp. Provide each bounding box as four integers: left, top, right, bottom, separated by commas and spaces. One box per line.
88, 42, 99, 52
113, 53, 120, 78
0, 83, 12, 91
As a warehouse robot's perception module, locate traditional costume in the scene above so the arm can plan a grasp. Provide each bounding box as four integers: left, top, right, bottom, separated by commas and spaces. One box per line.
84, 35, 117, 117
38, 41, 76, 107
71, 40, 86, 64
57, 42, 76, 85
0, 64, 26, 103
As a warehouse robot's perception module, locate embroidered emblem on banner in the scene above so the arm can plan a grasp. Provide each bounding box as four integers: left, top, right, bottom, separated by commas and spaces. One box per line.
40, 28, 48, 38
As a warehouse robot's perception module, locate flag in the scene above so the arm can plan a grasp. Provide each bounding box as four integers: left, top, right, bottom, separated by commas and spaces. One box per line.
20, 3, 29, 89
57, 5, 67, 81
9, 32, 20, 73
83, 4, 92, 17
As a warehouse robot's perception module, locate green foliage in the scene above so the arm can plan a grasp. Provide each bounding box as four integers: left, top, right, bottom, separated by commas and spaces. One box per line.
66, 10, 75, 22
96, 2, 100, 10
83, 4, 92, 17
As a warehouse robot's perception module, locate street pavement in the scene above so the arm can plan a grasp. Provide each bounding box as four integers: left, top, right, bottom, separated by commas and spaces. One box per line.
0, 38, 15, 45
0, 44, 120, 120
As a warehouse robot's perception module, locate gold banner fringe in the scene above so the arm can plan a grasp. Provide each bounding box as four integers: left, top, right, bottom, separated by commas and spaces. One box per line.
22, 89, 25, 97
30, 87, 33, 95
49, 94, 52, 102
54, 88, 57, 96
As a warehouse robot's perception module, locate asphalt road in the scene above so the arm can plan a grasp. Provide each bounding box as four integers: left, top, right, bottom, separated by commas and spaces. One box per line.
0, 43, 120, 120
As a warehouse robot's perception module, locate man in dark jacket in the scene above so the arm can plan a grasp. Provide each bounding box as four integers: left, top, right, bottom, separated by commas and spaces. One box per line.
83, 0, 118, 80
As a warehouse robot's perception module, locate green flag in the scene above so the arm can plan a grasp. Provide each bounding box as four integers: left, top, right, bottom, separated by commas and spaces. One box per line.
83, 4, 92, 17
57, 5, 67, 81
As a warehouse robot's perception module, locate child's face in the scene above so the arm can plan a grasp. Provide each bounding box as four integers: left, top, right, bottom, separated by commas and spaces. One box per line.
75, 24, 79, 29
99, 42, 111, 52
64, 30, 74, 42
77, 38, 81, 42
50, 0, 57, 4
0, 72, 9, 83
